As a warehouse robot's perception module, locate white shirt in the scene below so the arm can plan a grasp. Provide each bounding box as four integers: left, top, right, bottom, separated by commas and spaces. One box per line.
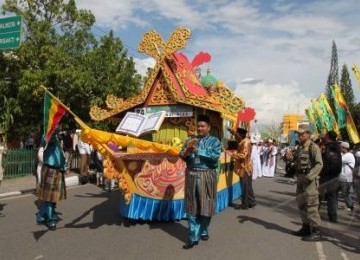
340, 152, 355, 182
78, 139, 92, 155
0, 143, 6, 178
271, 146, 278, 156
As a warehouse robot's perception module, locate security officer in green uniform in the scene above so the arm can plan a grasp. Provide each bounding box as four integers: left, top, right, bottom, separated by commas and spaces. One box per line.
291, 128, 323, 241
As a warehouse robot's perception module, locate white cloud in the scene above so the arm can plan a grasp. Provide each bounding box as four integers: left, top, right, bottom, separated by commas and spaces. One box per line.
133, 57, 156, 76
76, 0, 149, 28
271, 15, 345, 37
235, 81, 310, 125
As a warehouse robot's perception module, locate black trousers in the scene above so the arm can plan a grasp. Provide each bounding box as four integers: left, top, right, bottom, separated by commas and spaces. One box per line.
319, 177, 339, 220
241, 173, 256, 208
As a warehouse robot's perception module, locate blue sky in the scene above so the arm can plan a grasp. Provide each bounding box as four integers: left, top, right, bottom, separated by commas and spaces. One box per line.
3, 0, 360, 124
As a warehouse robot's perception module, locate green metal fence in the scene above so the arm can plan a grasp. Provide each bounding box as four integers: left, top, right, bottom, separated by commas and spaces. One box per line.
3, 148, 36, 179
3, 148, 81, 179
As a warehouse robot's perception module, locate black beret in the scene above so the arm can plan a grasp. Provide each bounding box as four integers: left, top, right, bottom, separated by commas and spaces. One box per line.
197, 114, 210, 123
236, 128, 247, 135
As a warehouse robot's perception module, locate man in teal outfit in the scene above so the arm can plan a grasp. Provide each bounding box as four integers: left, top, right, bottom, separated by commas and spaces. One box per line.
37, 130, 67, 230
179, 114, 222, 249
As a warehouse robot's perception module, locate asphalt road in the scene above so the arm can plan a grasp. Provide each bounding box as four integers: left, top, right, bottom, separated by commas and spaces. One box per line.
0, 165, 359, 260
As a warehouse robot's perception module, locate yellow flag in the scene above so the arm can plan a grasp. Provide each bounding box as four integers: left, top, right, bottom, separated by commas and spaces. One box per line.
319, 93, 341, 138
311, 99, 327, 135
352, 64, 360, 91
331, 84, 360, 144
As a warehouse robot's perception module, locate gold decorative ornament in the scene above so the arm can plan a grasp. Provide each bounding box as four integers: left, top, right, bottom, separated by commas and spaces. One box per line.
138, 27, 191, 61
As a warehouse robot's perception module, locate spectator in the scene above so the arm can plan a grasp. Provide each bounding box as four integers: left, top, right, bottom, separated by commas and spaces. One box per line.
339, 141, 355, 212
353, 150, 360, 207
36, 140, 45, 189
62, 130, 73, 172
0, 130, 7, 217
25, 132, 35, 149
93, 150, 104, 186
319, 131, 342, 223
77, 134, 92, 184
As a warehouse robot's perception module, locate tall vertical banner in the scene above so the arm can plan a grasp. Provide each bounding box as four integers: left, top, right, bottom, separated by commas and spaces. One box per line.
309, 103, 322, 133
331, 84, 360, 144
318, 93, 341, 137
352, 64, 360, 91
305, 108, 318, 136
311, 99, 326, 134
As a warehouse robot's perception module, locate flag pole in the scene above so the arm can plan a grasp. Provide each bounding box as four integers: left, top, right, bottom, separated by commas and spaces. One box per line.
40, 85, 89, 129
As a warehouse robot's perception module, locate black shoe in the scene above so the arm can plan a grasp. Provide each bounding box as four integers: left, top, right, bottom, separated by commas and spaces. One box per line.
232, 204, 242, 210
46, 222, 57, 231
182, 241, 198, 249
292, 224, 311, 237
81, 176, 89, 185
328, 215, 338, 223
249, 203, 256, 208
201, 235, 209, 241
241, 206, 249, 210
302, 229, 322, 242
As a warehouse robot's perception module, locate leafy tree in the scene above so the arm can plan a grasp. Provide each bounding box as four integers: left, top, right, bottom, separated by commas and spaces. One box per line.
259, 121, 282, 141
338, 64, 355, 141
340, 65, 360, 132
325, 41, 339, 112
0, 0, 142, 144
0, 96, 21, 146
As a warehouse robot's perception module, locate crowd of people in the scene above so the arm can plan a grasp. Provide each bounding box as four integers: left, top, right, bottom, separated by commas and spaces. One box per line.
282, 129, 360, 241
180, 121, 360, 248
251, 138, 278, 179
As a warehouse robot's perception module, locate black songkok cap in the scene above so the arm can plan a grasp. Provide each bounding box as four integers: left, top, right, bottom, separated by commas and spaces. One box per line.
236, 128, 247, 135
326, 130, 337, 141
197, 114, 210, 124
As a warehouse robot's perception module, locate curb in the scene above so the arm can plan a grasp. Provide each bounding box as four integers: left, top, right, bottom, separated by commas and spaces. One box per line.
0, 176, 81, 199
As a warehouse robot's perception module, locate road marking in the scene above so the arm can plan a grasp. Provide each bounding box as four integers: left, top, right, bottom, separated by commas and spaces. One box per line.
34, 255, 44, 259
341, 252, 349, 260
316, 242, 326, 260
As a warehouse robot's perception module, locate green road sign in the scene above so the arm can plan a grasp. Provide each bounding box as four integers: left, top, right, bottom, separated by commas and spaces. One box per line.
0, 16, 21, 50
0, 16, 21, 34
0, 31, 20, 49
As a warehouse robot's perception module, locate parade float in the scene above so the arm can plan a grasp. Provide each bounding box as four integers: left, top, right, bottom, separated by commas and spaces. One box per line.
79, 27, 246, 221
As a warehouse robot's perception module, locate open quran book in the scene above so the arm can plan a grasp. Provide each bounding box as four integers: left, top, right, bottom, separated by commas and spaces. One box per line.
115, 111, 166, 137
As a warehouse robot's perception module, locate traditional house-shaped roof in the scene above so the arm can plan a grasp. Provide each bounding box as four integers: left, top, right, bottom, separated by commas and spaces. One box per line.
90, 27, 244, 122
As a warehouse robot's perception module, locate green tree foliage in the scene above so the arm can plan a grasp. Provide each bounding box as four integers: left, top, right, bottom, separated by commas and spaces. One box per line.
338, 64, 355, 141
340, 64, 360, 132
259, 121, 282, 142
0, 0, 142, 144
325, 41, 339, 113
0, 96, 21, 145
340, 64, 355, 111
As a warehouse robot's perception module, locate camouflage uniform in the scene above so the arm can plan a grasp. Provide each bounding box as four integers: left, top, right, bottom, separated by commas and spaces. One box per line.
294, 139, 323, 240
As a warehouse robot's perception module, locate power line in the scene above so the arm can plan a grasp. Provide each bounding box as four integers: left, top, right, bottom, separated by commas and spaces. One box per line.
92, 24, 146, 58
91, 24, 153, 72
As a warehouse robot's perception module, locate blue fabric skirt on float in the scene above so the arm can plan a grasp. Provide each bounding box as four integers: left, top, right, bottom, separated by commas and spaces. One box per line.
118, 182, 241, 221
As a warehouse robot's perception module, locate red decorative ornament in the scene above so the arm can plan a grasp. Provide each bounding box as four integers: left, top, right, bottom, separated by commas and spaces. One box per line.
237, 107, 256, 122
191, 52, 211, 68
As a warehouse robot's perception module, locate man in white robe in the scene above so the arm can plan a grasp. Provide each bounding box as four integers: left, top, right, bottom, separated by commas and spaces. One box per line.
251, 141, 261, 180
263, 140, 277, 177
